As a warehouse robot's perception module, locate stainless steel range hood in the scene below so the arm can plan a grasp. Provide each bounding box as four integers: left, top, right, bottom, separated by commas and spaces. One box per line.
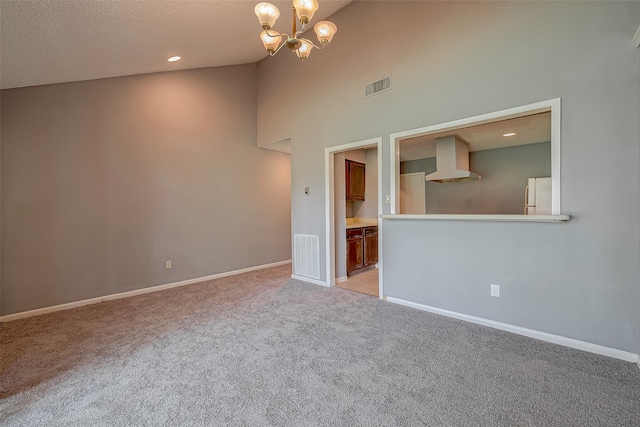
425, 135, 481, 183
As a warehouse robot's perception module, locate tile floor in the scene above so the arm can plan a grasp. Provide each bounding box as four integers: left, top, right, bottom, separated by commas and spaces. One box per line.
336, 268, 379, 297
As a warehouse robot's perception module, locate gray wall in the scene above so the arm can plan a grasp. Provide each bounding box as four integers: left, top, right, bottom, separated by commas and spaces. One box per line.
1, 65, 292, 315
401, 142, 551, 214
257, 1, 640, 354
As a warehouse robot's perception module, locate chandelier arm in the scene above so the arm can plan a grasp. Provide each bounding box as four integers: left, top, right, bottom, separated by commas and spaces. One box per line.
292, 22, 308, 40
298, 38, 326, 50
296, 22, 306, 38
269, 41, 288, 56
265, 29, 290, 39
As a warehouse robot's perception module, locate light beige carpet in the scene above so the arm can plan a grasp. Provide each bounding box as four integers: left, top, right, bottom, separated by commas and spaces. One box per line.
1, 264, 639, 426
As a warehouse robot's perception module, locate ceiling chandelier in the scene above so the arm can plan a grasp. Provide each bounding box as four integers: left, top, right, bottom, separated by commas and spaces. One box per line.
254, 1, 338, 62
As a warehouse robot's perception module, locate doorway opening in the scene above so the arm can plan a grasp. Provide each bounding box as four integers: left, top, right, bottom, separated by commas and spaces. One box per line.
325, 137, 383, 299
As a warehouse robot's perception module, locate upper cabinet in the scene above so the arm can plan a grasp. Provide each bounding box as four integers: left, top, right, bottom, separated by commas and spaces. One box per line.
346, 160, 365, 201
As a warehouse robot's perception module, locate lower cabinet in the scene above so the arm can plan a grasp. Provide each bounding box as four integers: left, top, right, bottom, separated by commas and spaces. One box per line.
364, 228, 378, 267
347, 226, 378, 276
347, 230, 364, 273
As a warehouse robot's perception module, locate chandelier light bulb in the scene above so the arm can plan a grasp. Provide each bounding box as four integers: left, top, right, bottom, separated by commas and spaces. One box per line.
260, 30, 283, 54
255, 2, 280, 30
293, 0, 319, 24
313, 21, 337, 45
296, 39, 314, 61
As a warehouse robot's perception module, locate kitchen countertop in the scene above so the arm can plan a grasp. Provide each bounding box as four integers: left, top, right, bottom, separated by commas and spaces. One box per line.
380, 214, 570, 223
346, 218, 379, 229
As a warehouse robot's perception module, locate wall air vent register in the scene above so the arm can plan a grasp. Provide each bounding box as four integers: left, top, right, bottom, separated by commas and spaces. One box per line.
294, 234, 320, 280
365, 76, 391, 97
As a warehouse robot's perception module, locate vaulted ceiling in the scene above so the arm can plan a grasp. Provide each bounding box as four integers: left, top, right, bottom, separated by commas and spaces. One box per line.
0, 0, 352, 89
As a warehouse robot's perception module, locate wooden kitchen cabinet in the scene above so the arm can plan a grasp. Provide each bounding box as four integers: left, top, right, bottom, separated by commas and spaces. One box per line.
363, 227, 378, 267
346, 230, 364, 273
346, 160, 365, 201
347, 226, 378, 276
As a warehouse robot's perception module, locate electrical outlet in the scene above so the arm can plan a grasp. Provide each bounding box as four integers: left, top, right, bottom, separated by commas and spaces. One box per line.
304, 187, 309, 195
166, 260, 172, 269
490, 284, 500, 297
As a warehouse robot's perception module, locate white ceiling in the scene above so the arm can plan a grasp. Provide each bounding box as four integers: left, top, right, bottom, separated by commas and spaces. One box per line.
399, 112, 552, 162
0, 0, 352, 89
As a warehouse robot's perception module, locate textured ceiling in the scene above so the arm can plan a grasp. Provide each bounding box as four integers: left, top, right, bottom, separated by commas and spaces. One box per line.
0, 0, 352, 89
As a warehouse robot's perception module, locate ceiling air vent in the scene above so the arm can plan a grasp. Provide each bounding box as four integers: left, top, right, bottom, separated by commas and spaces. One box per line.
365, 76, 391, 98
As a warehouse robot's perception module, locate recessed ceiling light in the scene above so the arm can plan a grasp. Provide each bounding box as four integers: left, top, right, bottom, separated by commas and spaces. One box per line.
503, 132, 516, 137
168, 56, 181, 62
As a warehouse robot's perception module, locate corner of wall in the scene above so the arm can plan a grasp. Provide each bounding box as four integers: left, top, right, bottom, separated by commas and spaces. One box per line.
0, 93, 2, 316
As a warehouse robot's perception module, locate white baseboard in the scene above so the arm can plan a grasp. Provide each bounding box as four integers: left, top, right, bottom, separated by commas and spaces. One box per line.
386, 296, 639, 364
291, 274, 330, 287
0, 260, 292, 323
335, 276, 348, 284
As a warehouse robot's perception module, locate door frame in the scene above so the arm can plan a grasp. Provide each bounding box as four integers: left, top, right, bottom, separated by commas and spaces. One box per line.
325, 137, 383, 299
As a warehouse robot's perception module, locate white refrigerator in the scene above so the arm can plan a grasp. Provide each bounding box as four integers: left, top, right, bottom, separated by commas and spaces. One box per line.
524, 177, 551, 215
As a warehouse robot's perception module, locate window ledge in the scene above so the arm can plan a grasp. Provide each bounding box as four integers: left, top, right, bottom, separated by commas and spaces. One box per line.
381, 214, 571, 223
